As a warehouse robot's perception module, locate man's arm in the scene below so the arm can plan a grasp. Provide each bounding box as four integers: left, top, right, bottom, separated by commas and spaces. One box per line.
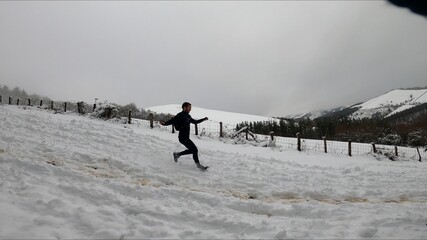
161, 116, 176, 126
191, 117, 208, 124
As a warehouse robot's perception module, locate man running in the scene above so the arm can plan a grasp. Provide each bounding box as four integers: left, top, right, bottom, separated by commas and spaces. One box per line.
160, 102, 209, 170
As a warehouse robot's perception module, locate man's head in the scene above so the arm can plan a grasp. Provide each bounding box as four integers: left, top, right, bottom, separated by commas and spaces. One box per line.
182, 102, 192, 113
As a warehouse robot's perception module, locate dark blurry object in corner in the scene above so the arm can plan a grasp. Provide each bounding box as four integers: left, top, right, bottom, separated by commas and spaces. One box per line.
388, 0, 427, 17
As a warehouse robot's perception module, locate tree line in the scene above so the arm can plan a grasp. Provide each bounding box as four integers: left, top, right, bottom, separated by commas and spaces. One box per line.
0, 84, 173, 122
236, 109, 427, 147
0, 85, 52, 103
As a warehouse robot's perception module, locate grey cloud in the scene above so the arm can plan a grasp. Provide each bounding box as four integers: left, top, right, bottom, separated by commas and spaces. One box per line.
1, 1, 426, 117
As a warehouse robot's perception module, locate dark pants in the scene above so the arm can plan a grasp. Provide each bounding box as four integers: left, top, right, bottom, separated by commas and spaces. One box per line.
178, 137, 199, 164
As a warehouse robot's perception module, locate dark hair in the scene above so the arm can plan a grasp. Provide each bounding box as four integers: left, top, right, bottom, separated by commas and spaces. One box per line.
182, 102, 191, 109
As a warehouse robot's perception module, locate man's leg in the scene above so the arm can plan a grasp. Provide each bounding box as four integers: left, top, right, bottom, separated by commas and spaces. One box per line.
178, 138, 199, 164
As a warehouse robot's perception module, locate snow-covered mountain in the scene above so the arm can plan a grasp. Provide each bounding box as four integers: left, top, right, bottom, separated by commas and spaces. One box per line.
349, 88, 427, 119
150, 88, 427, 122
287, 107, 348, 120
296, 88, 427, 120
147, 104, 279, 126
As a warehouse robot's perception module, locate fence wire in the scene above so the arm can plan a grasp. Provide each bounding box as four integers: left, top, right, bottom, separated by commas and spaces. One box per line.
2, 99, 426, 162
85, 116, 427, 162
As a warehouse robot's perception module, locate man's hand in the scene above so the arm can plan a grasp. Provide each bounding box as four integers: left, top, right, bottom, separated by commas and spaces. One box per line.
204, 117, 209, 121
160, 121, 165, 126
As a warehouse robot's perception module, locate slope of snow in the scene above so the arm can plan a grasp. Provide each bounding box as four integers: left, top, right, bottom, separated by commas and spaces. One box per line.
356, 89, 426, 110
1, 105, 427, 239
386, 104, 416, 118
147, 104, 278, 126
350, 89, 427, 119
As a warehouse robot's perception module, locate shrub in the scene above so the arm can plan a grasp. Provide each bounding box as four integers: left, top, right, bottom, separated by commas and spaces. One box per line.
378, 134, 402, 145
92, 102, 120, 120
407, 131, 426, 147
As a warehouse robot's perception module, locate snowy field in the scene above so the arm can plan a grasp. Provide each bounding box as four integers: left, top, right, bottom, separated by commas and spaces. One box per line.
1, 105, 427, 239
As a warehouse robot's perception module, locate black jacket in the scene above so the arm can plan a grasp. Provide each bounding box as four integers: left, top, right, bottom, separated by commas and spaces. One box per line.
163, 111, 206, 139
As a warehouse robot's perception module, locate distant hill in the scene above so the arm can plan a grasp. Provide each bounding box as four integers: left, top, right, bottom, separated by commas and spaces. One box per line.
349, 88, 427, 119
288, 106, 349, 120
296, 88, 427, 121
146, 104, 278, 126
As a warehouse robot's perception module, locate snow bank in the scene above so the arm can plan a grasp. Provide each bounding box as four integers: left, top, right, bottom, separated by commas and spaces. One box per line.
1, 105, 427, 239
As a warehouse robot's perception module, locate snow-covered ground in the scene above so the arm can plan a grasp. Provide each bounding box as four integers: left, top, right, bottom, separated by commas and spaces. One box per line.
357, 89, 427, 110
350, 89, 427, 119
1, 105, 427, 239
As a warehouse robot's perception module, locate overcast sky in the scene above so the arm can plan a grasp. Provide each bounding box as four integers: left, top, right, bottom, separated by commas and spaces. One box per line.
1, 1, 426, 117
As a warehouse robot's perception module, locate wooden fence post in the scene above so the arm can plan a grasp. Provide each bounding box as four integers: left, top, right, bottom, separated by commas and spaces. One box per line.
16, 99, 20, 105
417, 148, 422, 162
93, 104, 96, 111
28, 99, 31, 106
395, 146, 398, 157
372, 143, 377, 153
246, 128, 249, 140
128, 110, 132, 124
0, 95, 2, 103
348, 139, 352, 157
9, 97, 12, 105
149, 113, 154, 129
220, 122, 223, 138
50, 101, 54, 110
270, 131, 274, 141
323, 137, 327, 153
64, 102, 67, 112
77, 102, 81, 114
40, 100, 43, 107
195, 124, 198, 136
297, 133, 301, 151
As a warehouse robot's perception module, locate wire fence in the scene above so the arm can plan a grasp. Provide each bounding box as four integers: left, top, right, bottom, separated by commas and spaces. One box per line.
0, 95, 94, 113
2, 97, 426, 162
132, 117, 426, 162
